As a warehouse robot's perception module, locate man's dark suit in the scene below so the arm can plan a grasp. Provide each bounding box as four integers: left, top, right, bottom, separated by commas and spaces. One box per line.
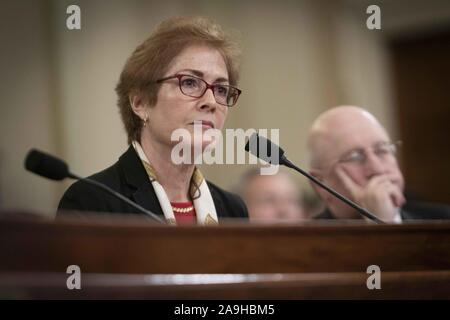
58, 146, 248, 220
314, 201, 450, 220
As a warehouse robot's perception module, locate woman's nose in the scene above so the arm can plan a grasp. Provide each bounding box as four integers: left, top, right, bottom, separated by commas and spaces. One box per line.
198, 88, 217, 111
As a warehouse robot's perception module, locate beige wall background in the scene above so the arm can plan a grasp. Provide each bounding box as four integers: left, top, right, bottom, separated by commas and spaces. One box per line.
1, 0, 449, 217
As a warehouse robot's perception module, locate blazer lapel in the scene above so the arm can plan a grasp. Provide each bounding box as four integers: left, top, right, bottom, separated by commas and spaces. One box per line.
208, 182, 225, 218
118, 146, 165, 218
132, 183, 165, 218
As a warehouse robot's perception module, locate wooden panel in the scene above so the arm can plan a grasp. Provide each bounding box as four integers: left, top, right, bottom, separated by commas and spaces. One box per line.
1, 215, 449, 274
390, 30, 450, 203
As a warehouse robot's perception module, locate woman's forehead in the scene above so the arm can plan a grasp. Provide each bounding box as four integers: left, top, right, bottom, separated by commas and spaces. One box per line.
165, 45, 228, 80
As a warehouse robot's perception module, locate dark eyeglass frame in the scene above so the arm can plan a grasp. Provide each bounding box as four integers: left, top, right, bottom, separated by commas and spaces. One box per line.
156, 74, 242, 107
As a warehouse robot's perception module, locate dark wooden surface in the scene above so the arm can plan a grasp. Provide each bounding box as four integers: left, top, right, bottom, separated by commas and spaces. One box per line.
2, 271, 450, 299
1, 214, 450, 298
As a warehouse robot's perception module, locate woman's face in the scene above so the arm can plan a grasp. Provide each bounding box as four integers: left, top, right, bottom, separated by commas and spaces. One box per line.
144, 44, 229, 154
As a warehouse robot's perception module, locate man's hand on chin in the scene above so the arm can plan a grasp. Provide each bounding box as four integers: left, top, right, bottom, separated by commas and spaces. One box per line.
336, 168, 406, 222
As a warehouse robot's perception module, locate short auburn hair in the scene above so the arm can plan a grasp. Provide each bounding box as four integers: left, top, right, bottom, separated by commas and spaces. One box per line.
115, 16, 241, 144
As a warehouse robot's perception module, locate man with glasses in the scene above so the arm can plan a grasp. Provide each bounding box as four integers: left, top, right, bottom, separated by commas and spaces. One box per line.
306, 106, 449, 222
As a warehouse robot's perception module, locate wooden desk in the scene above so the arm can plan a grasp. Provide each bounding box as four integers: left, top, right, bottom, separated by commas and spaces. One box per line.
1, 214, 449, 298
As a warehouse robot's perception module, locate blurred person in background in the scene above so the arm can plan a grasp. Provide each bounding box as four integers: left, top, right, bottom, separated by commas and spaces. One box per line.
239, 168, 307, 222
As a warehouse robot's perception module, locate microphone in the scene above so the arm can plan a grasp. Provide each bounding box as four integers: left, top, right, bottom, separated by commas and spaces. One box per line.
25, 149, 77, 181
245, 133, 384, 224
24, 149, 164, 223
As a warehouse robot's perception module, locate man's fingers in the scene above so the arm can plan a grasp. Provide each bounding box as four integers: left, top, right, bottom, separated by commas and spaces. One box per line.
367, 175, 391, 188
336, 168, 360, 195
387, 184, 406, 208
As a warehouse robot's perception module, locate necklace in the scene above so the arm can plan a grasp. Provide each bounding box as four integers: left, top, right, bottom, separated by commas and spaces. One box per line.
171, 206, 194, 213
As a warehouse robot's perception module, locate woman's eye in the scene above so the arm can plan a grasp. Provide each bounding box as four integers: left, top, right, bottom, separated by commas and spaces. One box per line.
216, 85, 229, 96
181, 78, 199, 88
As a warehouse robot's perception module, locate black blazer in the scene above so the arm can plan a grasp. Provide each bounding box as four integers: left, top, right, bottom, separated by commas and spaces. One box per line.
58, 146, 248, 221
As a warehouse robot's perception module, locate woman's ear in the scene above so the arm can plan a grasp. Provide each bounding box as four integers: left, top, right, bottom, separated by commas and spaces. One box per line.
129, 91, 148, 120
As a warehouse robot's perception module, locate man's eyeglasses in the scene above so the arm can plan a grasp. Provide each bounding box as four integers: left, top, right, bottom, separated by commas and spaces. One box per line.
156, 74, 242, 107
337, 141, 401, 166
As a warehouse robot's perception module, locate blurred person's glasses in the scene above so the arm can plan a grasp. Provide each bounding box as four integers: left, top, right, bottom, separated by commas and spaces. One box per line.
156, 74, 242, 107
336, 141, 402, 166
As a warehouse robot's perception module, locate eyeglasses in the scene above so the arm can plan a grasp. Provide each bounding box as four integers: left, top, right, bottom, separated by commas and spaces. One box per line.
156, 74, 242, 107
336, 141, 401, 166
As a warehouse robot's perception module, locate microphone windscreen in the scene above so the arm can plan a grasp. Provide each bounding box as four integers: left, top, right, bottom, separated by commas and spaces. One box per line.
244, 133, 285, 165
25, 149, 70, 181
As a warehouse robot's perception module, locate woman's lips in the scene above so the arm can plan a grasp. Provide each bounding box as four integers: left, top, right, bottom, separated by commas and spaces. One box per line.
190, 120, 214, 129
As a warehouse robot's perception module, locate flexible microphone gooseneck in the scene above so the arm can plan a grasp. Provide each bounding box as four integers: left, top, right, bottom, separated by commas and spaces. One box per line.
245, 133, 384, 224
25, 149, 164, 223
